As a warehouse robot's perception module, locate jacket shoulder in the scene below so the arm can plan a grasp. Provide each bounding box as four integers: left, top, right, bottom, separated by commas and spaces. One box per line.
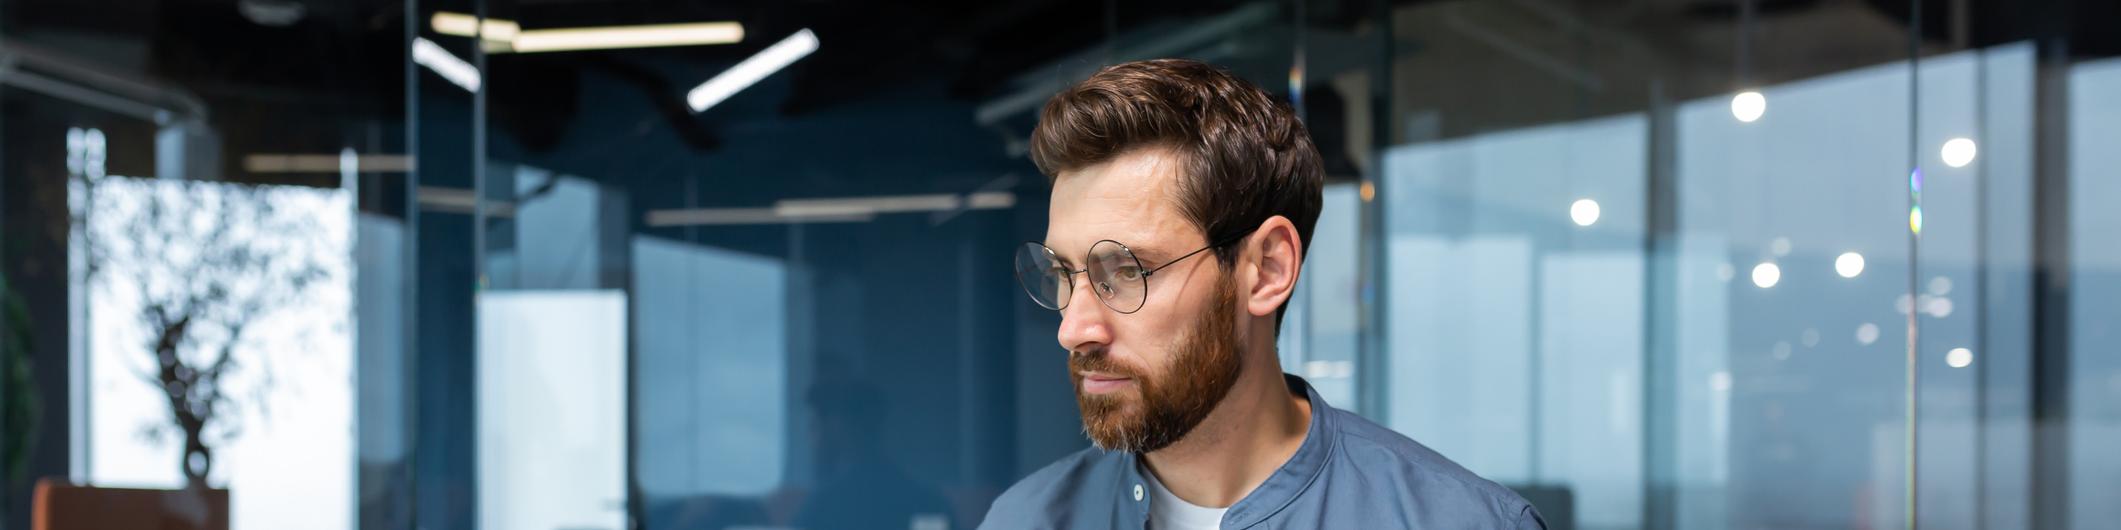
978, 447, 1116, 529
1328, 408, 1544, 527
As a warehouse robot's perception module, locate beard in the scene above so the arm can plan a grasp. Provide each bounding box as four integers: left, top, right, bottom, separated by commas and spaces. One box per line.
1070, 274, 1244, 453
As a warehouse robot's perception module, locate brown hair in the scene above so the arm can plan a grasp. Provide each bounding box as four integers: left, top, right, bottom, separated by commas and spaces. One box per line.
1029, 59, 1325, 270
1030, 59, 1324, 330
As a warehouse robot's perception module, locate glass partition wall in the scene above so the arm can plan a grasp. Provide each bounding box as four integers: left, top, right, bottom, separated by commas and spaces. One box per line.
177, 0, 2115, 529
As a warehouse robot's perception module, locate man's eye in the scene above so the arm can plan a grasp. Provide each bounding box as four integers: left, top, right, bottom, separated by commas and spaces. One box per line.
1112, 265, 1143, 282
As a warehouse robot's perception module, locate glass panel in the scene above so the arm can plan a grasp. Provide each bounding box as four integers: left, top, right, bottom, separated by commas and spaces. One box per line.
2065, 55, 2121, 529
1280, 183, 1363, 410
403, 1, 483, 528
632, 237, 788, 498
1385, 110, 1649, 528
1377, 1, 1924, 528
1672, 58, 1917, 529
475, 291, 628, 530
1910, 43, 2039, 529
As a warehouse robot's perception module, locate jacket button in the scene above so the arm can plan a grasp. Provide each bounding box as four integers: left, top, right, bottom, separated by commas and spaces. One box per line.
1133, 484, 1144, 501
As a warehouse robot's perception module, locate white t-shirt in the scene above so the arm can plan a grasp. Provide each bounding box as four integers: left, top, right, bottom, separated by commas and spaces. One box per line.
1141, 469, 1228, 530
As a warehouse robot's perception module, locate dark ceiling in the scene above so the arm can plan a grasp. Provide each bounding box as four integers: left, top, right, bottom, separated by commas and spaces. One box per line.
5, 0, 2115, 186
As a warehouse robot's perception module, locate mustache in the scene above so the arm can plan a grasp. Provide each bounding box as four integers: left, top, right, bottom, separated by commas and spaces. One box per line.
1069, 349, 1142, 379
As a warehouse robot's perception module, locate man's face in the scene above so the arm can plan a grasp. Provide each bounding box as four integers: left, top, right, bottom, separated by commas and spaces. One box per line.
1046, 148, 1245, 453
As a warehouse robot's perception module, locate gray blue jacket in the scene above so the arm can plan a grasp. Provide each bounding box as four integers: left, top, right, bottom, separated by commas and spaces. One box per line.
979, 374, 1546, 529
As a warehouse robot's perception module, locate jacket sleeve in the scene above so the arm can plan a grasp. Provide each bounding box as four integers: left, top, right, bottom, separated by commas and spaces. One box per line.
1512, 503, 1549, 530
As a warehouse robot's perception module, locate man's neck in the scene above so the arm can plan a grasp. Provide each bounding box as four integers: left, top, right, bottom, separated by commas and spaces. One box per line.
1139, 341, 1312, 508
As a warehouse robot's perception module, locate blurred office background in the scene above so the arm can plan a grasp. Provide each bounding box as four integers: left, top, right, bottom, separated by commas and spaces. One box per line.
0, 0, 2116, 529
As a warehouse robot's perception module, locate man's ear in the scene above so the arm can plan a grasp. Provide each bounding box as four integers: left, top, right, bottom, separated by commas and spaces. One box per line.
1242, 216, 1302, 319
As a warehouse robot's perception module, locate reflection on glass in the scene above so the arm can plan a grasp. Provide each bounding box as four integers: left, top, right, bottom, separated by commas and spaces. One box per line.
1731, 91, 1767, 123
1750, 262, 1781, 289
1570, 198, 1601, 227
1836, 252, 1867, 278
1940, 137, 1977, 168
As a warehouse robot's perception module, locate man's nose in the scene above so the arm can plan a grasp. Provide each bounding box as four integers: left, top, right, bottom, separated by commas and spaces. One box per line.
1056, 274, 1112, 354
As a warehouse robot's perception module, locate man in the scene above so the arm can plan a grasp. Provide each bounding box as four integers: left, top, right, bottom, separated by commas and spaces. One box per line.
982, 59, 1545, 529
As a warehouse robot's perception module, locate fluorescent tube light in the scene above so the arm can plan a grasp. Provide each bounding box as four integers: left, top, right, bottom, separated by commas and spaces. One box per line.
648, 190, 1016, 227
966, 191, 1016, 209
774, 193, 957, 218
431, 12, 741, 53
645, 207, 873, 227
686, 29, 817, 113
246, 153, 414, 173
430, 12, 520, 41
513, 22, 744, 53
411, 37, 481, 92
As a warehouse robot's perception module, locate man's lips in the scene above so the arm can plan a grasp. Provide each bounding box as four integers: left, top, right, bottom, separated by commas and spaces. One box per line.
1079, 372, 1135, 394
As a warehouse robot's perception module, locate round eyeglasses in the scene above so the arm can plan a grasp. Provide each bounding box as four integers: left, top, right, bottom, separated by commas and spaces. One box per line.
1013, 236, 1239, 314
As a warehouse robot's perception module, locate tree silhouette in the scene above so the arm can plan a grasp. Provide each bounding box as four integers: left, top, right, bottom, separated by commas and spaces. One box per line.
77, 176, 338, 489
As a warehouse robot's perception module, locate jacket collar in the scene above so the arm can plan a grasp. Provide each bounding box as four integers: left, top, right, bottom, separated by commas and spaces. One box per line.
1115, 373, 1337, 529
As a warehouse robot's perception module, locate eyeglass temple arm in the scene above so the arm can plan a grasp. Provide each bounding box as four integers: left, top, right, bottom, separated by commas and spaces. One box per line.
1141, 233, 1248, 277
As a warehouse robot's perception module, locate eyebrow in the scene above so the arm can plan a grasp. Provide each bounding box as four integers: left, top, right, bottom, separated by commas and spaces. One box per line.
1130, 246, 1176, 266
1041, 243, 1166, 266
1044, 239, 1191, 269
1039, 243, 1079, 269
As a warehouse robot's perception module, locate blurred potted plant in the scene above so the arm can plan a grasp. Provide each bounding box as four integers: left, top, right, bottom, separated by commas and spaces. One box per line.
2, 271, 39, 526
57, 175, 333, 528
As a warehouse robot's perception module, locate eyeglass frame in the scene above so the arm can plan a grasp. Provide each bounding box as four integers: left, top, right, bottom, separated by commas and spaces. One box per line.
1016, 232, 1248, 314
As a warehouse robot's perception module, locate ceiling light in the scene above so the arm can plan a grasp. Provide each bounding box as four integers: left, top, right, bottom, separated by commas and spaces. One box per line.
432, 12, 742, 53
411, 38, 480, 92
513, 22, 743, 53
247, 153, 414, 173
966, 191, 1016, 209
430, 12, 520, 41
648, 190, 1014, 227
774, 193, 958, 217
687, 29, 817, 113
644, 207, 871, 227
